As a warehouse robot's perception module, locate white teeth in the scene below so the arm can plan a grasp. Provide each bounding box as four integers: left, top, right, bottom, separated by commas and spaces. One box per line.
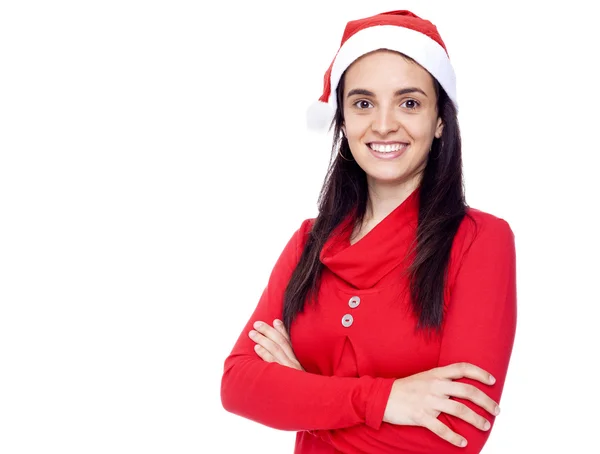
369, 143, 407, 152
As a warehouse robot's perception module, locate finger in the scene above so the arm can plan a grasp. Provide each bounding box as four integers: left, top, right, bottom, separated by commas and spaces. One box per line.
253, 321, 297, 361
253, 344, 277, 363
421, 416, 467, 448
248, 330, 295, 367
444, 381, 500, 416
271, 322, 303, 370
254, 341, 302, 371
273, 319, 291, 342
435, 397, 491, 432
437, 362, 496, 386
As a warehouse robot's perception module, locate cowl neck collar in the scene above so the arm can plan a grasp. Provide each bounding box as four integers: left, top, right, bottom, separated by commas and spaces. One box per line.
319, 186, 420, 289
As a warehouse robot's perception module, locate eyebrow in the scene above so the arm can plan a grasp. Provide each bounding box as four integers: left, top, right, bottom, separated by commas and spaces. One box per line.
346, 87, 428, 98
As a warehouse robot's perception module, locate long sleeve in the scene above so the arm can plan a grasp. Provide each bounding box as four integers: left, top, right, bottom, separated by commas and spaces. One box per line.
220, 218, 396, 431
312, 216, 518, 453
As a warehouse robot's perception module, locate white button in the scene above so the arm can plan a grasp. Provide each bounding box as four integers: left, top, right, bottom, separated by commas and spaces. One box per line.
348, 296, 361, 308
341, 314, 353, 327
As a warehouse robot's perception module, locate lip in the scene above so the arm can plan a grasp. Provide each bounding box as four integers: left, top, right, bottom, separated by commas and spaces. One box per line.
368, 141, 409, 145
367, 142, 408, 160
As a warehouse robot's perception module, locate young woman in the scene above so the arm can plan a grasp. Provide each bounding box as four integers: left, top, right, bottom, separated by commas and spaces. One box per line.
221, 10, 517, 454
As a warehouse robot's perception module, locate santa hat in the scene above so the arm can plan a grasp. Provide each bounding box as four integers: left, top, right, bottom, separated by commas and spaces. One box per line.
307, 10, 458, 131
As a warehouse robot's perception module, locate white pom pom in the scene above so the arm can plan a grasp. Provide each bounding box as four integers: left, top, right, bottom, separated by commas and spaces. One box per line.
306, 100, 334, 131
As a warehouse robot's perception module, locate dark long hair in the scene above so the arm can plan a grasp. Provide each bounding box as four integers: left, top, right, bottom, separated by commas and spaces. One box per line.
282, 54, 473, 337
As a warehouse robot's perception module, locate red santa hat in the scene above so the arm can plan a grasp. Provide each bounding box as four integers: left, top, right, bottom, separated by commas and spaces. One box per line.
307, 10, 458, 130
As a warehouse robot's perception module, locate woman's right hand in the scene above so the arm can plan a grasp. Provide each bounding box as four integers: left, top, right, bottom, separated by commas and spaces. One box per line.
383, 362, 500, 448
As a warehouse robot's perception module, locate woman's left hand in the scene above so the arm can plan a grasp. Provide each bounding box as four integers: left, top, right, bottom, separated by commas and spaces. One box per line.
248, 319, 305, 371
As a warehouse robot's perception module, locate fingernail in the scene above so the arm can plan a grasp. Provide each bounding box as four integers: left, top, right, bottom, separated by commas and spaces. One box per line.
489, 375, 496, 384
253, 321, 263, 329
460, 439, 467, 447
483, 421, 491, 430
494, 406, 501, 415
249, 330, 257, 338
274, 319, 282, 327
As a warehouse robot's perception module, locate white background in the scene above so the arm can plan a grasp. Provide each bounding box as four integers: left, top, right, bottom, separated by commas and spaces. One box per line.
1, 1, 598, 453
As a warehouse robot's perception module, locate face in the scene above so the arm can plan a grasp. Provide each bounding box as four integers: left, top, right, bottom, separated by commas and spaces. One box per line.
341, 50, 443, 190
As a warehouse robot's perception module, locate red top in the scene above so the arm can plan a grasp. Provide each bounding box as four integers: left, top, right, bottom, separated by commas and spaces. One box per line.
221, 187, 517, 453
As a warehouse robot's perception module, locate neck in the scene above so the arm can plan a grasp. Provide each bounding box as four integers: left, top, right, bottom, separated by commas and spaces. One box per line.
364, 176, 421, 223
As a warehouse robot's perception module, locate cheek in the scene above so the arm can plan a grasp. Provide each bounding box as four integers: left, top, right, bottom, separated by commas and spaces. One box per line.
405, 119, 437, 142
344, 115, 369, 140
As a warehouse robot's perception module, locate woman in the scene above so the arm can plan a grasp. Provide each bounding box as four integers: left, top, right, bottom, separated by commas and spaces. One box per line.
221, 9, 517, 454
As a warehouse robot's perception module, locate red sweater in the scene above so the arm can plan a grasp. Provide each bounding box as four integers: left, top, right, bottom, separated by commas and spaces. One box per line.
221, 187, 517, 453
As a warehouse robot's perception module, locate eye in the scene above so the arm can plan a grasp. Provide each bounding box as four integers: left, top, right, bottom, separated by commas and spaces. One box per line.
352, 99, 373, 109
402, 99, 420, 110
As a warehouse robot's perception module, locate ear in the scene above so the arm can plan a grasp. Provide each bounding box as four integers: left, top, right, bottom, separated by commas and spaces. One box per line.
434, 117, 444, 139
341, 124, 346, 136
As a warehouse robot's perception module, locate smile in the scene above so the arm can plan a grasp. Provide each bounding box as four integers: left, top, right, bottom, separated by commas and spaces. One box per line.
367, 142, 409, 160
367, 142, 408, 153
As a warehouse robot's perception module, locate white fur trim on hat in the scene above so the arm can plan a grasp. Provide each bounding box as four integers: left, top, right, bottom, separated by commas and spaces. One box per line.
306, 99, 335, 131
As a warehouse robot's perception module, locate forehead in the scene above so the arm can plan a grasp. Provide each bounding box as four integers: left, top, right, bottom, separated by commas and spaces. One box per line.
343, 49, 435, 94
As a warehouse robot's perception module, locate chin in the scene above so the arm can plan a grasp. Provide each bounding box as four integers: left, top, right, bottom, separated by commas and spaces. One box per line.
366, 171, 409, 184
366, 160, 405, 173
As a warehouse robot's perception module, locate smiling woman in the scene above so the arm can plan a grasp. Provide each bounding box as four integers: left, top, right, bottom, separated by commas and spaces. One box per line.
221, 9, 517, 454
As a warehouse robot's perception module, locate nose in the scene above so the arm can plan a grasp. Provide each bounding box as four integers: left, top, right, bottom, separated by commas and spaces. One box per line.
371, 104, 399, 135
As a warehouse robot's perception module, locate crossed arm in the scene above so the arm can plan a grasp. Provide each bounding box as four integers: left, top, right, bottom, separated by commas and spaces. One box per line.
223, 217, 517, 453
